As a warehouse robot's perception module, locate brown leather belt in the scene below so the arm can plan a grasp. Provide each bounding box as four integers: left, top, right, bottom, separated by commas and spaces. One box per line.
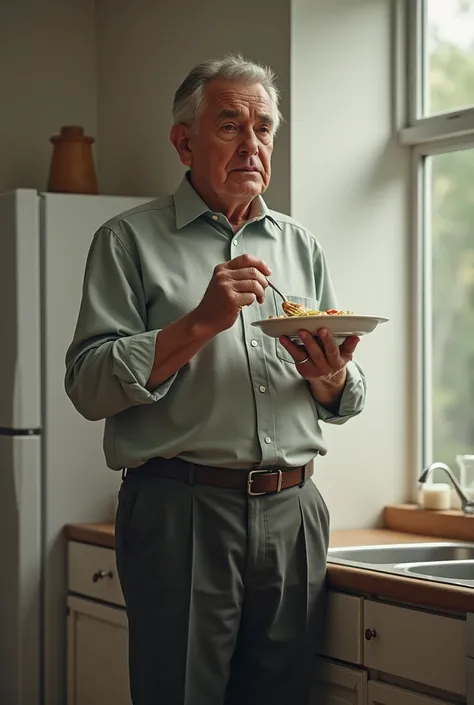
125, 457, 313, 496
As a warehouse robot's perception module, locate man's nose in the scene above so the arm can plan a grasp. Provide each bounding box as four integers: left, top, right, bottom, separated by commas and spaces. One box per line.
238, 129, 258, 156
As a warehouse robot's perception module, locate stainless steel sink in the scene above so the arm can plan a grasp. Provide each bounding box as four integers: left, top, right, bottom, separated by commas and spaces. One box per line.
327, 542, 474, 588
328, 542, 474, 565
400, 560, 474, 583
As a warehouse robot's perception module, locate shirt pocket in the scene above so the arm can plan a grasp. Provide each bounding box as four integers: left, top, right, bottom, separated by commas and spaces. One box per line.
273, 292, 320, 363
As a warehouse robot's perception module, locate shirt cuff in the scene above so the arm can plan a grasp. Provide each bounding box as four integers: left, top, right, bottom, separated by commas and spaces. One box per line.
315, 361, 366, 423
112, 330, 177, 405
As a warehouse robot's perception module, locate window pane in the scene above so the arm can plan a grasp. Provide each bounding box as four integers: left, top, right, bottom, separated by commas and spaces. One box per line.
425, 0, 474, 116
429, 147, 474, 468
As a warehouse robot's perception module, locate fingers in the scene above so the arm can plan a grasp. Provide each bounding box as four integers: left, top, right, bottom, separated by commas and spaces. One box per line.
199, 255, 272, 335
226, 253, 272, 276
233, 279, 266, 304
301, 329, 359, 364
239, 292, 258, 307
231, 266, 269, 283
301, 329, 340, 366
340, 335, 360, 359
279, 336, 332, 376
214, 258, 270, 305
231, 267, 269, 300
279, 336, 306, 361
297, 331, 334, 375
280, 328, 358, 381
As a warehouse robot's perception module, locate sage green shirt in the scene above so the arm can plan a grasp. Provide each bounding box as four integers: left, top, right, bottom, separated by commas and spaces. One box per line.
65, 174, 366, 471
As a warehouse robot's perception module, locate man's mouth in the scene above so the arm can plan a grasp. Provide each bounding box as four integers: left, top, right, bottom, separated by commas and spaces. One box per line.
232, 167, 260, 172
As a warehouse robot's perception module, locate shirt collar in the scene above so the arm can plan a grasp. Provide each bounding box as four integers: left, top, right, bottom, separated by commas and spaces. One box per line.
173, 172, 282, 230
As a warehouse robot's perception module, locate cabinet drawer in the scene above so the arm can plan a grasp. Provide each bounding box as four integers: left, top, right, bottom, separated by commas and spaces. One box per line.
310, 658, 367, 704
317, 591, 364, 664
364, 600, 466, 695
68, 542, 124, 607
368, 680, 454, 704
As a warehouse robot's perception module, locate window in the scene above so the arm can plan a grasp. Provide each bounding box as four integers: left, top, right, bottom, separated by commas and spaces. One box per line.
405, 0, 474, 477
424, 0, 474, 116
427, 148, 474, 465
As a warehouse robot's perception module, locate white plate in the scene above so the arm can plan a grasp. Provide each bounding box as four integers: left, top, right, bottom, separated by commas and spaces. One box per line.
251, 314, 389, 343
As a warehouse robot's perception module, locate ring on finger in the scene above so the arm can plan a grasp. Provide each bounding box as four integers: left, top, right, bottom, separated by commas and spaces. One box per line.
297, 354, 310, 364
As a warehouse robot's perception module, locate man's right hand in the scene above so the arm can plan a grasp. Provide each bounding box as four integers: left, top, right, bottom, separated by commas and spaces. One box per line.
192, 254, 272, 336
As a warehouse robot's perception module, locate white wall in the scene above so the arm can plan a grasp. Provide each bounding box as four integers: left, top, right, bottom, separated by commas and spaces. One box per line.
0, 0, 97, 193
292, 0, 411, 528
96, 0, 292, 210
0, 0, 412, 532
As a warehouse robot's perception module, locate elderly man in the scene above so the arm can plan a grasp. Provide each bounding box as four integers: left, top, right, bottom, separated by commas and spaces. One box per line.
65, 55, 366, 705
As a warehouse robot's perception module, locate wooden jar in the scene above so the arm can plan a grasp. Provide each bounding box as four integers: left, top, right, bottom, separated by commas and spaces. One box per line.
47, 125, 98, 194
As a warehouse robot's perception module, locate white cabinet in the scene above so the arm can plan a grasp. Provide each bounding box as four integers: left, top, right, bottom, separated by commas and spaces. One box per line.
310, 659, 367, 704
65, 540, 471, 705
67, 595, 131, 705
364, 600, 466, 696
68, 541, 124, 607
318, 591, 364, 664
368, 681, 454, 705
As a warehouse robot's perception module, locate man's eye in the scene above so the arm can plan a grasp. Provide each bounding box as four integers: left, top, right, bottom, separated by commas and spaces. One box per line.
259, 126, 271, 133
222, 124, 237, 132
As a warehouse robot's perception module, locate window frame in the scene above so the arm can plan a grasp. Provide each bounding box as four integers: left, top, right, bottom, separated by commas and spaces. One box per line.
404, 0, 474, 142
406, 0, 474, 492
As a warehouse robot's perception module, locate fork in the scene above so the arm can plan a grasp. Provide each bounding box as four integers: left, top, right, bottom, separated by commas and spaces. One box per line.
266, 279, 307, 316
266, 278, 288, 302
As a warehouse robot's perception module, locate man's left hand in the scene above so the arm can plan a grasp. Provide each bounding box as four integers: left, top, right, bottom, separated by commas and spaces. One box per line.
279, 328, 359, 382
279, 328, 360, 410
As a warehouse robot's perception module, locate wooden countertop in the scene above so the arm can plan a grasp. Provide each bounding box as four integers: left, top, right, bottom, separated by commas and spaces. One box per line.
64, 521, 474, 614
66, 522, 115, 549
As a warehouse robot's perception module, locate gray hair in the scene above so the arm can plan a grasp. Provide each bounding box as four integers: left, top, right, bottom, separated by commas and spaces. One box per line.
172, 54, 282, 134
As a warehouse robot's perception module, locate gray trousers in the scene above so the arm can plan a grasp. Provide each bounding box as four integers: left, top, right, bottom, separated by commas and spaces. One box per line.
115, 467, 330, 705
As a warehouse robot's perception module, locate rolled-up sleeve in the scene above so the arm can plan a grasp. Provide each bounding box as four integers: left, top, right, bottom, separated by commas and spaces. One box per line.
314, 360, 366, 424
312, 245, 367, 423
65, 226, 177, 421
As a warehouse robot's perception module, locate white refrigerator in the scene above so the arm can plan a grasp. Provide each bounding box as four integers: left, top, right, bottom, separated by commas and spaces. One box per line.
0, 189, 149, 705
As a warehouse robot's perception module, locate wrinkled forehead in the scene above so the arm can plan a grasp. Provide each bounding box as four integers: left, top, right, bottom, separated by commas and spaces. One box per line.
201, 79, 275, 126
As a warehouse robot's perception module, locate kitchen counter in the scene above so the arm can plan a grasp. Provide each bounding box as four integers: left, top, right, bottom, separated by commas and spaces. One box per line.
328, 528, 474, 613
65, 518, 474, 614
66, 521, 115, 549
64, 522, 435, 551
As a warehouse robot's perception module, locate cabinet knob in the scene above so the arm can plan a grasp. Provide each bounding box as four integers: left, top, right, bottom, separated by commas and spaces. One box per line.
92, 569, 113, 583
365, 628, 377, 641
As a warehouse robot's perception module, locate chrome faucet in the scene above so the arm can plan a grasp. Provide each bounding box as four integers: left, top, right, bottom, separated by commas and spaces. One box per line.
418, 462, 474, 515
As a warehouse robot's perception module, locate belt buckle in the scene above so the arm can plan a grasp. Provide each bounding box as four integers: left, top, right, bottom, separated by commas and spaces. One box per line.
247, 468, 283, 496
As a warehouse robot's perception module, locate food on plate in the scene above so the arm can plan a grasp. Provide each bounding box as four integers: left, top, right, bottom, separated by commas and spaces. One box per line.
271, 305, 354, 319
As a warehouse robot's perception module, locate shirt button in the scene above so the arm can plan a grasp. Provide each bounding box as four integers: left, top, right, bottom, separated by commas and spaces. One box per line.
233, 240, 239, 246
264, 436, 272, 444
251, 340, 258, 347
212, 215, 218, 221
259, 385, 266, 393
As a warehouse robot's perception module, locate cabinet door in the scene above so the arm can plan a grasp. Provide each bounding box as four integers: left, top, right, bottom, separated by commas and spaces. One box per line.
368, 681, 454, 705
67, 596, 131, 705
364, 600, 466, 695
318, 591, 364, 665
310, 659, 367, 705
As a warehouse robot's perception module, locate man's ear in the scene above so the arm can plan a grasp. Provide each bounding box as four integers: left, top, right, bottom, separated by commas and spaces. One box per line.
170, 124, 193, 167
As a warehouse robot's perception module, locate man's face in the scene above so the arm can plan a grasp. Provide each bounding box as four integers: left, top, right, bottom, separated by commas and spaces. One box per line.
174, 79, 275, 205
